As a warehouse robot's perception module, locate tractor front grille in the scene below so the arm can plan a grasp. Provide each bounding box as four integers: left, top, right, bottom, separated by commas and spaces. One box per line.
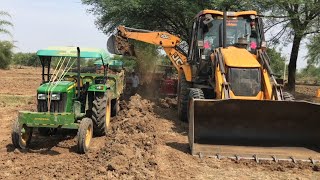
37, 93, 67, 113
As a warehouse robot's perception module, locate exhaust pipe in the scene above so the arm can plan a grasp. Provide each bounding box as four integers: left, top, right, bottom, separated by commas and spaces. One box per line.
77, 47, 81, 99
223, 11, 227, 48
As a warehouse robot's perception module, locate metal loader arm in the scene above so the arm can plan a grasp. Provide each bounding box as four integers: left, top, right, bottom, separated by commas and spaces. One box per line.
111, 26, 192, 81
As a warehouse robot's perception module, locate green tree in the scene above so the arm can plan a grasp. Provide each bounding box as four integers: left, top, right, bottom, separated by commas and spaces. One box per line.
0, 11, 14, 69
0, 41, 14, 69
297, 65, 320, 83
0, 11, 13, 36
82, 0, 255, 42
114, 55, 137, 71
12, 52, 40, 67
267, 47, 286, 77
257, 0, 320, 91
306, 34, 320, 66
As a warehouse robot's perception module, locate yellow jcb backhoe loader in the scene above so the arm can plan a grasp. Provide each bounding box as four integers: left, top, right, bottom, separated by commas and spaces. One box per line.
107, 10, 320, 163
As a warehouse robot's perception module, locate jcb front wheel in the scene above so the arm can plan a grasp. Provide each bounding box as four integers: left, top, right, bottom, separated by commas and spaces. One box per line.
177, 72, 192, 122
77, 118, 93, 154
187, 88, 205, 122
11, 119, 33, 149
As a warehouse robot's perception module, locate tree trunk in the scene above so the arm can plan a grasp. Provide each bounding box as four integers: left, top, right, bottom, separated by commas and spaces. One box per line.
287, 34, 303, 92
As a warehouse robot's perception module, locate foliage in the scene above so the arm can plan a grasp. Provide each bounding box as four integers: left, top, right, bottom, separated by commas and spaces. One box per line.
0, 41, 14, 69
267, 47, 286, 77
256, 0, 320, 90
82, 0, 255, 42
12, 52, 40, 67
0, 11, 13, 36
306, 34, 320, 66
113, 55, 137, 71
296, 65, 320, 83
0, 11, 13, 69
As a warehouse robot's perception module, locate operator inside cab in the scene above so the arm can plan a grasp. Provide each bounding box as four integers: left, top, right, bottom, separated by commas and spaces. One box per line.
201, 14, 258, 54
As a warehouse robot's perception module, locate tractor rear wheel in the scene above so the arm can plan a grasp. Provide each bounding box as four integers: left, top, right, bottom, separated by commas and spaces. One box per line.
111, 98, 120, 117
92, 92, 111, 136
77, 118, 93, 154
178, 72, 192, 122
12, 119, 33, 149
188, 88, 205, 122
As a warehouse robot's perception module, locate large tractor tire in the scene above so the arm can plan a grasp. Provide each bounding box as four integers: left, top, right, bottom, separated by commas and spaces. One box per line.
77, 118, 93, 154
92, 92, 111, 136
187, 88, 205, 122
12, 119, 33, 149
283, 91, 295, 101
111, 98, 120, 117
178, 72, 192, 122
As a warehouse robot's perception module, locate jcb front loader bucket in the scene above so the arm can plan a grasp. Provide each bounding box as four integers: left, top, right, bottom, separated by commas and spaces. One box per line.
189, 99, 320, 162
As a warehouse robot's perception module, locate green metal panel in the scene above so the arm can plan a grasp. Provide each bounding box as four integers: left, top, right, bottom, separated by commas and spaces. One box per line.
18, 111, 78, 129
65, 72, 104, 79
88, 84, 108, 93
37, 81, 75, 93
66, 87, 75, 112
36, 46, 110, 63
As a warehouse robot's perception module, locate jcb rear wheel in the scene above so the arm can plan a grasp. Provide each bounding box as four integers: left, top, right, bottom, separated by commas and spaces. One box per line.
77, 118, 93, 154
178, 72, 192, 122
12, 119, 33, 149
92, 92, 111, 136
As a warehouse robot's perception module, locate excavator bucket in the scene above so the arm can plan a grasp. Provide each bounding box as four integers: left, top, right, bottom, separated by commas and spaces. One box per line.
189, 99, 320, 162
106, 35, 136, 56
107, 35, 121, 55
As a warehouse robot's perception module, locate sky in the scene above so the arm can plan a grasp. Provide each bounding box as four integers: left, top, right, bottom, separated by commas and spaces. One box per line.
0, 0, 106, 52
0, 1, 308, 69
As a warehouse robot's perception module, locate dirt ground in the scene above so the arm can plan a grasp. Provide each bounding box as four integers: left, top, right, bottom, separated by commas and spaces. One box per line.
0, 67, 319, 179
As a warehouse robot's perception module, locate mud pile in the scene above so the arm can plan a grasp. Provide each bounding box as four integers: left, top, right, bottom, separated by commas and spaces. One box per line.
94, 95, 159, 179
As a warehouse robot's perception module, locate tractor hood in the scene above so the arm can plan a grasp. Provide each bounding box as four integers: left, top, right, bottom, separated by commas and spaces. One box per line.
37, 81, 75, 93
220, 47, 261, 68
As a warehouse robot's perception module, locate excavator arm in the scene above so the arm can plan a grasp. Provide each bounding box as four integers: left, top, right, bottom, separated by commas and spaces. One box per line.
107, 26, 192, 81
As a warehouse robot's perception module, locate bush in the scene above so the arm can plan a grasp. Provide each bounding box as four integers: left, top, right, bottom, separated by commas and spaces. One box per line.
0, 41, 14, 69
12, 52, 40, 67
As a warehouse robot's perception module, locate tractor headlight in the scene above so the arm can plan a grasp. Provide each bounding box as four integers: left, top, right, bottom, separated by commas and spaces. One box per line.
96, 85, 104, 90
51, 94, 61, 100
37, 94, 46, 100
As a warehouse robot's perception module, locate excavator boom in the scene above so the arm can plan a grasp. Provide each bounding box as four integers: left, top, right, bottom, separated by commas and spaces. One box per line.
107, 26, 192, 80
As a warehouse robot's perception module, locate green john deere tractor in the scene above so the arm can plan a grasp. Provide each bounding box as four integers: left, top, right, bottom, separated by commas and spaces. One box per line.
11, 46, 125, 153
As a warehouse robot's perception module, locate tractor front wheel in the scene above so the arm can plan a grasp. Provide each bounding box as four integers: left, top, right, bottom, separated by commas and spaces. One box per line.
11, 119, 33, 149
77, 118, 93, 154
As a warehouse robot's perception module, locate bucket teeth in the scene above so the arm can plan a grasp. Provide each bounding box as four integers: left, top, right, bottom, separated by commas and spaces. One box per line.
290, 156, 297, 163
253, 155, 259, 163
235, 155, 241, 161
216, 154, 222, 160
272, 155, 278, 163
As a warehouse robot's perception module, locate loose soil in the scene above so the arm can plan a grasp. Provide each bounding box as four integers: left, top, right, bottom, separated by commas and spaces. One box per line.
0, 67, 319, 179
